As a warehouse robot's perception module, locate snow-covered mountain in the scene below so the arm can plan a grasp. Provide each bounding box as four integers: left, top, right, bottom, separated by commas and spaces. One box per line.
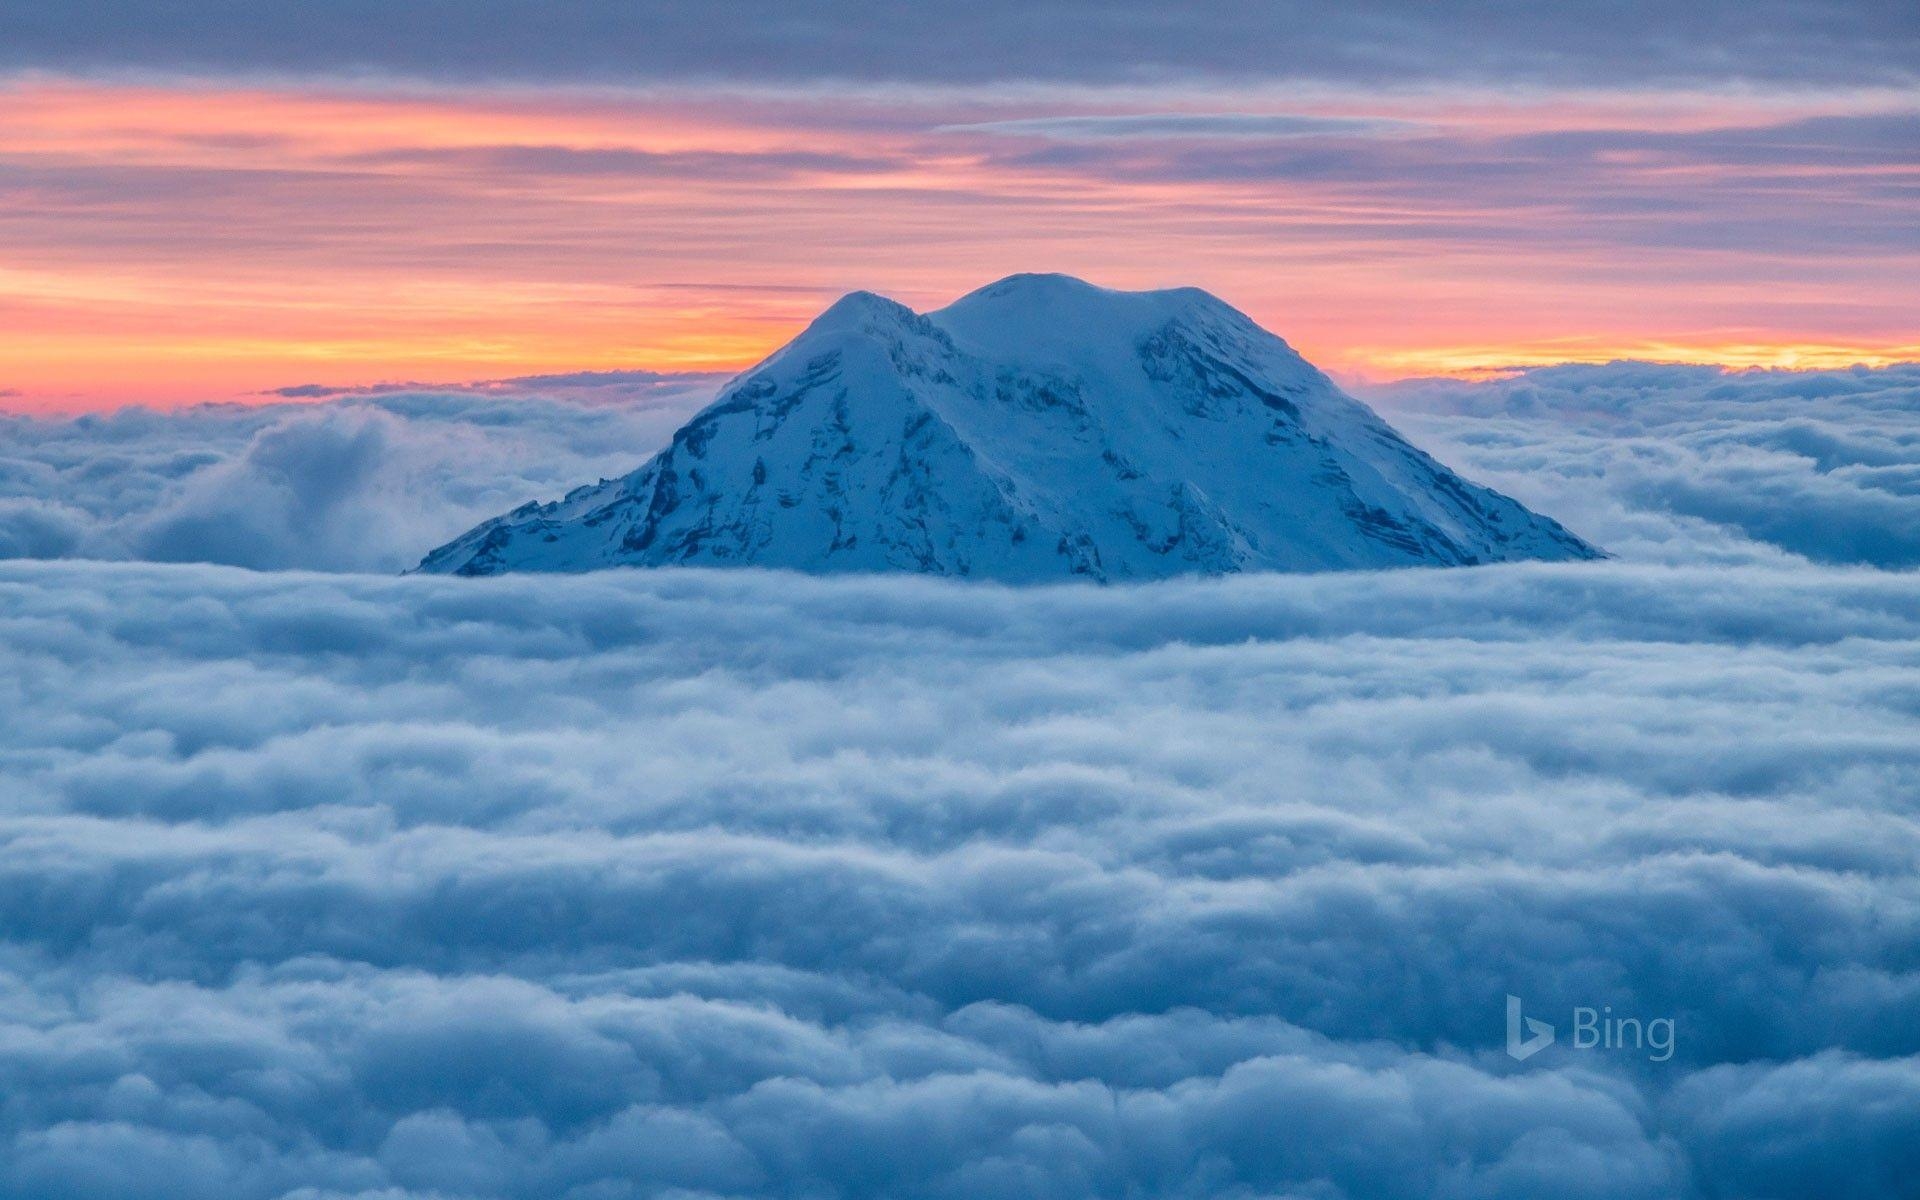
418, 274, 1600, 580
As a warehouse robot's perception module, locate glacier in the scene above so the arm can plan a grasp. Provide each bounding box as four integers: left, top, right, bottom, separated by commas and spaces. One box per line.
418, 274, 1599, 579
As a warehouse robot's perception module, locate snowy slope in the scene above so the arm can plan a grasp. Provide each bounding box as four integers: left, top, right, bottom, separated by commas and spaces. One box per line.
417, 274, 1600, 579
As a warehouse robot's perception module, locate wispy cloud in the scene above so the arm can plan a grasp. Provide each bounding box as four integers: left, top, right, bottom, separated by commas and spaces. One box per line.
263, 367, 724, 400
0, 82, 1914, 403
2, 0, 1914, 89
937, 113, 1425, 140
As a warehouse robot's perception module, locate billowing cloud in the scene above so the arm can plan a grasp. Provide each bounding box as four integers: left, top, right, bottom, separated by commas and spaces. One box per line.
0, 377, 717, 571
0, 556, 1915, 1197
5, 361, 1917, 573
2, 364, 1917, 1195
1, 0, 1915, 89
1366, 362, 1920, 567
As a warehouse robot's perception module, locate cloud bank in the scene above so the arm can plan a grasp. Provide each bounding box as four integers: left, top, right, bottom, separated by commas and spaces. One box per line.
2, 364, 1916, 1195
2, 0, 1914, 89
1, 557, 1916, 1197
5, 83, 1911, 406
4, 361, 1917, 573
0, 376, 718, 572
1365, 361, 1920, 568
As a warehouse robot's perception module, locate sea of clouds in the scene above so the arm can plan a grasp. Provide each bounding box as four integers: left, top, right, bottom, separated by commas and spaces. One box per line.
4, 361, 1917, 574
1365, 361, 1920, 569
0, 373, 718, 573
1, 363, 1917, 1198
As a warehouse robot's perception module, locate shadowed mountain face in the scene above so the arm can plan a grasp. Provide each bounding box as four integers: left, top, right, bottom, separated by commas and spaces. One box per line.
418, 274, 1600, 580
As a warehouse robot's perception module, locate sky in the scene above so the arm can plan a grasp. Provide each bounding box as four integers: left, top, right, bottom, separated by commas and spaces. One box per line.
3, 7, 1919, 1190
1, 0, 1916, 410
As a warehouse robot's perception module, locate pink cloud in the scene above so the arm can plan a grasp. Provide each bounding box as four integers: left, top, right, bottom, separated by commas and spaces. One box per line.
0, 81, 1913, 408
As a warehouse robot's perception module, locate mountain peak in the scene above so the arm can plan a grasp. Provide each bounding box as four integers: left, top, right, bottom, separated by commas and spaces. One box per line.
965, 272, 1118, 301
932, 274, 1269, 371
804, 289, 921, 335
945, 272, 1224, 322
417, 276, 1600, 581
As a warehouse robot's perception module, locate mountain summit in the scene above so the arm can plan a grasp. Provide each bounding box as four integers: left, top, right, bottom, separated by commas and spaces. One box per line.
418, 274, 1600, 580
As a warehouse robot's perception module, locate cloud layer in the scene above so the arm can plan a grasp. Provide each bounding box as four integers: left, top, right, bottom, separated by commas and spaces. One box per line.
1367, 362, 1920, 567
5, 361, 1918, 573
1, 557, 1916, 1197
3, 363, 1917, 1195
4, 81, 1912, 405
3, 1, 1915, 88
0, 377, 717, 571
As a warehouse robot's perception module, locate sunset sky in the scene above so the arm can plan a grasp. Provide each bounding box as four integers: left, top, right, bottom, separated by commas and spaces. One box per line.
2, 1, 1915, 410
6, 11, 1920, 1197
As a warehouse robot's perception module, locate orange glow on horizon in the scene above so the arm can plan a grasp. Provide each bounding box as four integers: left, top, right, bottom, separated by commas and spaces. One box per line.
1349, 339, 1920, 380
1, 78, 1914, 411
